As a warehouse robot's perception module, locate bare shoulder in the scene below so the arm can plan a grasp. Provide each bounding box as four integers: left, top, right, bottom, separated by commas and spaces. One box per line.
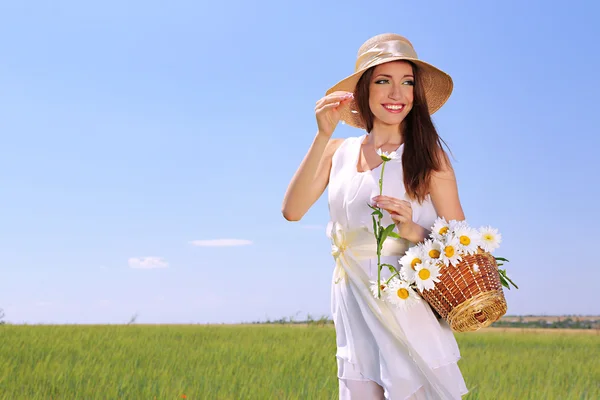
429, 146, 465, 220
316, 137, 345, 178
325, 137, 345, 157
313, 137, 345, 185
430, 147, 455, 179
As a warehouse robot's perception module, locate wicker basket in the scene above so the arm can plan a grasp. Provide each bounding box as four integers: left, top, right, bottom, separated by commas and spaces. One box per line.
419, 249, 507, 332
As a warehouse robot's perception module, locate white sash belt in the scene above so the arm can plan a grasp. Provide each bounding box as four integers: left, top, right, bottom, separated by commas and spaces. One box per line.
326, 221, 457, 400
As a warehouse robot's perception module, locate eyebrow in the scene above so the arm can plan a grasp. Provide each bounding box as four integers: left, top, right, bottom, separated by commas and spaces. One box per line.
375, 74, 414, 78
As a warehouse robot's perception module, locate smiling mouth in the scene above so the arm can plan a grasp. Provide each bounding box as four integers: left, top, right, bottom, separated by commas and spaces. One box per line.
383, 104, 405, 113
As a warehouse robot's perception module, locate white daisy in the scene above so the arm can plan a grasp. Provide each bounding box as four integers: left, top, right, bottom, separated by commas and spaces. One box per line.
376, 148, 401, 162
398, 246, 424, 283
479, 226, 502, 253
386, 280, 421, 310
388, 275, 403, 284
454, 225, 481, 255
440, 234, 462, 267
449, 219, 468, 233
414, 260, 442, 291
369, 279, 390, 299
400, 266, 416, 285
422, 239, 443, 263
430, 217, 450, 241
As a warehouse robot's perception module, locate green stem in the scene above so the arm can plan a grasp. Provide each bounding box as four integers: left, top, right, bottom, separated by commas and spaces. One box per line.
386, 272, 399, 284
376, 161, 386, 298
379, 161, 386, 195
377, 240, 381, 298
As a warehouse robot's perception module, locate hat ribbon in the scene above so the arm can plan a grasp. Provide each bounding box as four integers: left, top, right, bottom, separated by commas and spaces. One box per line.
355, 39, 418, 72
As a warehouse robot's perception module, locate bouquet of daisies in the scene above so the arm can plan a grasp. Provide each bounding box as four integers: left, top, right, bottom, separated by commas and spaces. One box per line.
371, 216, 518, 312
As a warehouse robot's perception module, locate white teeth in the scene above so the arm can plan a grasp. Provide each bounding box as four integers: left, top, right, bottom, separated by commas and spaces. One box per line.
384, 105, 404, 110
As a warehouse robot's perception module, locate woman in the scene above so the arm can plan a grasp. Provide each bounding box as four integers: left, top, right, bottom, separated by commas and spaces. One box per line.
282, 33, 469, 399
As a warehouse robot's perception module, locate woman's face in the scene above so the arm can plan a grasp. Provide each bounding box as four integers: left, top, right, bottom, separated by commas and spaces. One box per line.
368, 61, 415, 127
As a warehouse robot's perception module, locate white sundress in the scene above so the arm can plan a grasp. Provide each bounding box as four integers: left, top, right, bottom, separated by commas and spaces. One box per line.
326, 133, 469, 399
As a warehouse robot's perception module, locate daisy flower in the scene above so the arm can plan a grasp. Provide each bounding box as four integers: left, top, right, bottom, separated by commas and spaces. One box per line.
422, 239, 443, 262
400, 265, 416, 284
414, 260, 442, 291
386, 280, 421, 310
479, 226, 502, 253
376, 148, 401, 162
386, 276, 403, 289
440, 234, 462, 267
454, 225, 481, 255
370, 279, 390, 299
430, 217, 450, 241
398, 246, 424, 283
449, 219, 468, 233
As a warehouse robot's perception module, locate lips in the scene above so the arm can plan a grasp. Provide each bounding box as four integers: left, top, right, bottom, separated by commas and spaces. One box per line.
383, 104, 405, 113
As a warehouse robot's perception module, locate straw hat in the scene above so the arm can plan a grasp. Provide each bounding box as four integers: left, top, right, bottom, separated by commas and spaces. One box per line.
325, 33, 453, 129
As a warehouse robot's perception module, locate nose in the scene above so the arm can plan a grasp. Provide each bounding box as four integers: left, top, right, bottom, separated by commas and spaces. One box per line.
388, 83, 403, 100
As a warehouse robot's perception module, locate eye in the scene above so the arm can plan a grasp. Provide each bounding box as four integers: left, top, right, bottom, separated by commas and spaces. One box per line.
375, 79, 389, 84
403, 80, 415, 86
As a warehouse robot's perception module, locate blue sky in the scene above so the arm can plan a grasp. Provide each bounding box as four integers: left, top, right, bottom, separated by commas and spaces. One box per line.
1, 0, 598, 324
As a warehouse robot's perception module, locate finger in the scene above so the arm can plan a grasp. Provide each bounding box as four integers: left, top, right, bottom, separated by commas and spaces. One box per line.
327, 91, 354, 100
378, 200, 411, 216
316, 97, 352, 111
379, 202, 411, 222
399, 200, 412, 209
316, 93, 354, 107
376, 199, 400, 209
390, 213, 410, 224
329, 90, 353, 97
316, 100, 350, 114
375, 200, 394, 210
315, 103, 340, 113
395, 202, 412, 213
378, 204, 405, 219
391, 211, 410, 222
375, 196, 411, 207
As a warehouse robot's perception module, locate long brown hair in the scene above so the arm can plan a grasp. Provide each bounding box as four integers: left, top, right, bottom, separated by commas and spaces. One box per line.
354, 61, 451, 204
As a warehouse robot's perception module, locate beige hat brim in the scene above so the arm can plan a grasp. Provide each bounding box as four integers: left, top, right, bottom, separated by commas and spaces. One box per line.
325, 57, 453, 129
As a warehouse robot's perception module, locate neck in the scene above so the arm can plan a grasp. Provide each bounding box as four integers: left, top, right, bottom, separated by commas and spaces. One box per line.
365, 122, 404, 150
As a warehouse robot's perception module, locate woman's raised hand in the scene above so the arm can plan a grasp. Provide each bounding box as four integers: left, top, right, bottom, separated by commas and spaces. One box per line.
314, 91, 354, 138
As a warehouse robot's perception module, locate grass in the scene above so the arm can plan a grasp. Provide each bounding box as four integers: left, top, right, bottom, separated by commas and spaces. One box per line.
456, 330, 599, 399
0, 324, 598, 399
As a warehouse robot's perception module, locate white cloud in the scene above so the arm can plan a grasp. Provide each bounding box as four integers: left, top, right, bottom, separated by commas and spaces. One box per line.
35, 301, 53, 307
128, 256, 169, 269
190, 239, 253, 247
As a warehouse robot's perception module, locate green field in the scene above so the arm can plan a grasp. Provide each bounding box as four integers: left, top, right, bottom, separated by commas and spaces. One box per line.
0, 324, 598, 399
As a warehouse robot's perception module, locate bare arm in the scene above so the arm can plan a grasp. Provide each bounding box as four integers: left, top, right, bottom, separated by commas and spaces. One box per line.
429, 151, 465, 222
282, 90, 353, 221
399, 151, 464, 243
281, 134, 343, 221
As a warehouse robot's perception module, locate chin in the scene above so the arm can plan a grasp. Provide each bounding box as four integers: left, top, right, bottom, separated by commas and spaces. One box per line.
375, 114, 408, 126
